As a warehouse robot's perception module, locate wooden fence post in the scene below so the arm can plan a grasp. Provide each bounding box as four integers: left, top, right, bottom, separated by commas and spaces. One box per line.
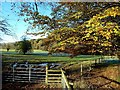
46, 65, 48, 84
61, 70, 66, 89
29, 65, 31, 82
89, 60, 92, 71
61, 69, 71, 90
95, 59, 97, 65
98, 58, 100, 63
81, 63, 83, 76
62, 75, 66, 89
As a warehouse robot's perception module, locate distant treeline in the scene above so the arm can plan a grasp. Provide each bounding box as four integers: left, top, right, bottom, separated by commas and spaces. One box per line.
0, 38, 44, 50
0, 38, 114, 56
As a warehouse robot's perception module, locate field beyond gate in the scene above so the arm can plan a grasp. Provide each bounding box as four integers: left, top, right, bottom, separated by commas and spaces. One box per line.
2, 63, 47, 83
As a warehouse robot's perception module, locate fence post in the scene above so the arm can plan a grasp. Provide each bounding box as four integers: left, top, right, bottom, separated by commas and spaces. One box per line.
29, 65, 31, 82
95, 59, 97, 65
99, 58, 102, 63
89, 60, 92, 71
61, 69, 71, 90
98, 58, 100, 63
81, 63, 83, 76
61, 70, 66, 90
13, 66, 15, 81
46, 65, 48, 84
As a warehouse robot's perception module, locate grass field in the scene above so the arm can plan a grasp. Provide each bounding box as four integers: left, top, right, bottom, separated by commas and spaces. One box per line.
1, 49, 101, 63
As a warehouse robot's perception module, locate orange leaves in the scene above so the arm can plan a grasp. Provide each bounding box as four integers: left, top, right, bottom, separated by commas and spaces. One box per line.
101, 41, 112, 47
106, 6, 120, 17
69, 12, 82, 19
83, 6, 120, 44
42, 5, 120, 55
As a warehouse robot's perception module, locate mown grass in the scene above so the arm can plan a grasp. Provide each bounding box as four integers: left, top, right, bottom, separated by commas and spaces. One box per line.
1, 49, 101, 63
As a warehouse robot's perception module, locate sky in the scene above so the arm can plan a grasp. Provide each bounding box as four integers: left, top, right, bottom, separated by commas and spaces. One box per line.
0, 2, 52, 43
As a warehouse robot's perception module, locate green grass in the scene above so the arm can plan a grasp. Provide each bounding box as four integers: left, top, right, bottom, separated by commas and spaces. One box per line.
1, 49, 101, 63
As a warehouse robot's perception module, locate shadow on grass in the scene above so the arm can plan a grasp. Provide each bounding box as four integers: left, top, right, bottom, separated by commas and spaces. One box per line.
26, 53, 48, 56
65, 59, 120, 79
92, 59, 120, 68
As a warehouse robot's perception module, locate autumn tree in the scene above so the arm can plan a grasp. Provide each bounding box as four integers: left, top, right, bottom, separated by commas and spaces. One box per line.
11, 2, 120, 56
42, 2, 120, 56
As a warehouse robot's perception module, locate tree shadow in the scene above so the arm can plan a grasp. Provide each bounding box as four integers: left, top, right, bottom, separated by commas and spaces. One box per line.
27, 53, 48, 56
92, 59, 120, 69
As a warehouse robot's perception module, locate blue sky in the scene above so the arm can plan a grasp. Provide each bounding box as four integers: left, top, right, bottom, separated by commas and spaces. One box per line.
0, 2, 52, 43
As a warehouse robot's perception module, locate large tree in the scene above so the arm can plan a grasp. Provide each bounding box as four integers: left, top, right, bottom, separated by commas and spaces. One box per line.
12, 2, 120, 56
42, 2, 120, 57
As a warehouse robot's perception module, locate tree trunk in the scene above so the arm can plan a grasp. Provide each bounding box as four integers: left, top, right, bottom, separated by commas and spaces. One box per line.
23, 52, 25, 55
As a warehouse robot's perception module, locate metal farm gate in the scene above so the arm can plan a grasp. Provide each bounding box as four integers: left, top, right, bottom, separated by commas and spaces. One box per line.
2, 63, 46, 83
